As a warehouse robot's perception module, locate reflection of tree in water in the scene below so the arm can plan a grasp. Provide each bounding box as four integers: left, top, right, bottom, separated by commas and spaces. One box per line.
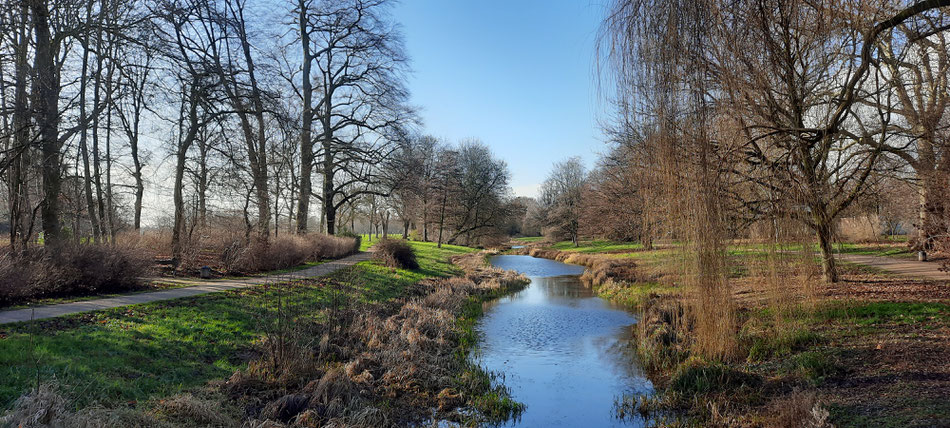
533, 276, 594, 299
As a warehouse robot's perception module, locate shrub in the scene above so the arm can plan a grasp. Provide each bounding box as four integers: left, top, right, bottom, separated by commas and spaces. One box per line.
373, 239, 419, 269
0, 244, 150, 307
234, 234, 361, 274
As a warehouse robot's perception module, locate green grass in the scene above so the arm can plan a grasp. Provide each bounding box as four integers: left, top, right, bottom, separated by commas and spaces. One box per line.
816, 301, 950, 326
669, 359, 762, 395
0, 241, 477, 410
549, 239, 646, 253
745, 327, 824, 362
359, 233, 403, 251
596, 281, 678, 309
512, 236, 544, 243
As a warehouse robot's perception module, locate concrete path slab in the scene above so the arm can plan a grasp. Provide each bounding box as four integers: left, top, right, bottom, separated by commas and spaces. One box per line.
838, 254, 950, 281
0, 252, 372, 325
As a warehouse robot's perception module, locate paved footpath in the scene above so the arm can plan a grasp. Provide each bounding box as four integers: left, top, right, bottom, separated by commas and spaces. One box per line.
0, 251, 373, 325
838, 253, 950, 281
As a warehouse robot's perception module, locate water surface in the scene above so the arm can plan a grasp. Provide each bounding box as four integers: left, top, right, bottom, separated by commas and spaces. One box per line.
476, 255, 652, 427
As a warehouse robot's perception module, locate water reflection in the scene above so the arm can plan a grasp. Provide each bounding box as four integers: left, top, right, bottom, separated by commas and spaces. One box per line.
474, 255, 653, 427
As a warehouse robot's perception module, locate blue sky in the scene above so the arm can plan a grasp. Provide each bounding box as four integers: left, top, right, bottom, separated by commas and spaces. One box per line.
393, 0, 610, 197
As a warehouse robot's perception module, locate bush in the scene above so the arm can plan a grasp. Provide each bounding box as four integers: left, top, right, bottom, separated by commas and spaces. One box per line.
0, 244, 150, 307
124, 229, 360, 275
373, 239, 419, 269
236, 234, 360, 274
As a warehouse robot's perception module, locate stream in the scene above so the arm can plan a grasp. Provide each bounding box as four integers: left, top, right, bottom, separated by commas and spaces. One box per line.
474, 254, 653, 427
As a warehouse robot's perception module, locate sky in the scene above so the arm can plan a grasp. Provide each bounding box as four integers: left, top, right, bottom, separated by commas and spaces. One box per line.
392, 0, 611, 198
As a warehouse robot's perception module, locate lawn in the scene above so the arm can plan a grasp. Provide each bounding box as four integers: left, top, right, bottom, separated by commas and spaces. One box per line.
549, 239, 646, 253
0, 240, 476, 410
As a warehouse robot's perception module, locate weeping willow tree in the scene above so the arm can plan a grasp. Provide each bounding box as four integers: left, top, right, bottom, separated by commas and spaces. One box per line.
601, 0, 738, 360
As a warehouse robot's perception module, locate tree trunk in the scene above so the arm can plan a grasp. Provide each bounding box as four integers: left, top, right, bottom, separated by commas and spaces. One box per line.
172, 83, 201, 264
9, 3, 30, 250
91, 31, 107, 243
322, 144, 335, 235
32, 0, 63, 247
197, 141, 208, 228
422, 200, 429, 242
131, 134, 144, 230
295, 0, 313, 234
77, 7, 101, 243
105, 92, 115, 242
815, 218, 838, 283
437, 191, 446, 248
916, 163, 937, 255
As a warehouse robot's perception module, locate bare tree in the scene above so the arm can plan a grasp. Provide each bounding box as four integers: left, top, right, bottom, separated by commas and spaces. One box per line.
538, 157, 586, 246
869, 14, 950, 256
444, 141, 512, 246
296, 0, 412, 235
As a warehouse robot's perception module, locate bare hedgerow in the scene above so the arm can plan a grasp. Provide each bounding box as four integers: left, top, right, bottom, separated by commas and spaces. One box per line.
0, 244, 149, 307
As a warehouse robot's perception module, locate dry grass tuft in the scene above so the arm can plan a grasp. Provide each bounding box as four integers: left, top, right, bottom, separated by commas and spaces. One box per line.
766, 390, 833, 428
0, 383, 187, 428
154, 393, 237, 426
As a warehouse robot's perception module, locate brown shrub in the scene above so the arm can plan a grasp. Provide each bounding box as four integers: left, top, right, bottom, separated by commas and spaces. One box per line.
372, 239, 419, 269
234, 234, 360, 274
0, 244, 150, 307
121, 228, 359, 275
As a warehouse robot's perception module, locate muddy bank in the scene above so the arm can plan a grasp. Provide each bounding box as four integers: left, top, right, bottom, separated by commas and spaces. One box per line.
0, 251, 530, 428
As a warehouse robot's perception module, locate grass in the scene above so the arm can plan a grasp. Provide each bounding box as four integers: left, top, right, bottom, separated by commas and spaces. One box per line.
512, 236, 544, 243
596, 281, 678, 309
0, 240, 477, 411
549, 239, 646, 253
669, 359, 762, 395
815, 301, 950, 326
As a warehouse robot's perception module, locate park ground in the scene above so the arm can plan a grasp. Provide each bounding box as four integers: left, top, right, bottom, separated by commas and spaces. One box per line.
514, 237, 950, 427
0, 240, 527, 426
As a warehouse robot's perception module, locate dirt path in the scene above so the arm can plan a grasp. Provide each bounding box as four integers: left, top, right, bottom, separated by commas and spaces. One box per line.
838, 253, 950, 281
0, 252, 373, 325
